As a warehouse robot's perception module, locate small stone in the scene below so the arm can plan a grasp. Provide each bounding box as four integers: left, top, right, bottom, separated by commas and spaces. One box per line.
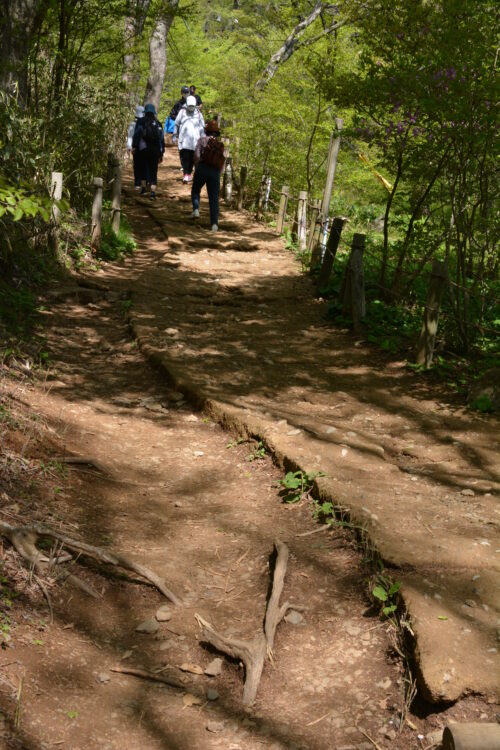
136, 618, 159, 634
174, 501, 182, 508
460, 488, 475, 496
426, 729, 443, 743
284, 610, 304, 625
159, 639, 176, 651
464, 599, 476, 608
96, 672, 111, 684
169, 391, 184, 402
155, 605, 172, 622
206, 688, 219, 701
204, 658, 223, 676
206, 721, 224, 733
193, 450, 204, 457
384, 729, 397, 740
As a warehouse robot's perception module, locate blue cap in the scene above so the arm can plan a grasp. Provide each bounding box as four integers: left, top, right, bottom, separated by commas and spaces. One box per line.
144, 103, 156, 115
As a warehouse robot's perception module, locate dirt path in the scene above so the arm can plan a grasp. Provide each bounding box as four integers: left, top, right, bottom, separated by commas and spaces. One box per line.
126, 148, 499, 705
2, 278, 425, 750
0, 148, 497, 749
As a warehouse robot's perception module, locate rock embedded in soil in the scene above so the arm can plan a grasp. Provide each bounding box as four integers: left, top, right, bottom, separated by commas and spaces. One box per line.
96, 672, 111, 684
206, 721, 224, 733
204, 657, 223, 676
136, 618, 159, 634
155, 605, 172, 622
206, 688, 219, 701
285, 610, 304, 625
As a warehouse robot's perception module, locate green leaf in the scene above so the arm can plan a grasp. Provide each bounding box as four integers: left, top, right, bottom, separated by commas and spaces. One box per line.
372, 585, 388, 602
388, 581, 402, 596
382, 604, 397, 615
437, 615, 448, 621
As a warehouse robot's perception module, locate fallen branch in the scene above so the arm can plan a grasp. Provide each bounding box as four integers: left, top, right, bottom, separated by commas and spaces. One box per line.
55, 456, 108, 474
110, 665, 185, 689
195, 540, 297, 706
0, 520, 180, 605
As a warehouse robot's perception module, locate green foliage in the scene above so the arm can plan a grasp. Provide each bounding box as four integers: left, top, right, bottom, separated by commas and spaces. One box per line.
470, 394, 494, 414
98, 220, 137, 261
277, 470, 326, 504
372, 573, 402, 619
246, 440, 266, 462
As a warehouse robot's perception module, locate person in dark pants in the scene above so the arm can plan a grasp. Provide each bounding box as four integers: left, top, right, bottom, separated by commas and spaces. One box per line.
132, 103, 164, 200
127, 104, 145, 190
191, 120, 225, 231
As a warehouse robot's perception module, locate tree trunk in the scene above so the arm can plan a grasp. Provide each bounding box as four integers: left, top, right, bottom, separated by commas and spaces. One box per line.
122, 0, 151, 107
143, 0, 178, 112
0, 0, 49, 103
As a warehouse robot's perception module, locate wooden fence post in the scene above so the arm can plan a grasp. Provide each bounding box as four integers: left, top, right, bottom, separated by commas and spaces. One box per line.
308, 199, 324, 267
111, 164, 122, 235
320, 118, 343, 221
316, 216, 348, 291
297, 190, 308, 251
255, 174, 267, 218
416, 259, 448, 368
237, 166, 247, 210
91, 177, 103, 251
223, 156, 233, 206
51, 171, 63, 225
262, 175, 272, 212
341, 233, 366, 334
276, 185, 289, 234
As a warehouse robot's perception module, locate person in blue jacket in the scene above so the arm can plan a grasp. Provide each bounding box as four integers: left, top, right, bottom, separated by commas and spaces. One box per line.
132, 103, 165, 200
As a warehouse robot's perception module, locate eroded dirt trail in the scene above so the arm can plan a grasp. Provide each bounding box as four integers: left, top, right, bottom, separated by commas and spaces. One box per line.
1, 283, 412, 749
0, 151, 498, 750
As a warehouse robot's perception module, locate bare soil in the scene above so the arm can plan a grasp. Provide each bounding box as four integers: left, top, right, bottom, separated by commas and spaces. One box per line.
0, 149, 498, 749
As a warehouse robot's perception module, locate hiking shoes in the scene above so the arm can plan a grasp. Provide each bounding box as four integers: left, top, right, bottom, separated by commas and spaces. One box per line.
211, 224, 218, 232
150, 192, 156, 200
191, 209, 200, 218
182, 174, 189, 183
140, 187, 147, 195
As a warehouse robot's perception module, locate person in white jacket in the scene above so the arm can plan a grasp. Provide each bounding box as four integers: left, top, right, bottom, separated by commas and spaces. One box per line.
127, 105, 145, 190
174, 96, 205, 183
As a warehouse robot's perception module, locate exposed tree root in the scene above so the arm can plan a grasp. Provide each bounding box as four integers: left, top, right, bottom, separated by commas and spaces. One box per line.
110, 666, 185, 689
195, 540, 298, 706
0, 520, 180, 605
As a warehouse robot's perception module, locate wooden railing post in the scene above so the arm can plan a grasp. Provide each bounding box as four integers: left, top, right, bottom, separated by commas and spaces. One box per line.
341, 233, 366, 334
237, 166, 247, 210
91, 177, 103, 251
416, 259, 448, 368
308, 199, 323, 267
321, 118, 343, 220
297, 190, 308, 251
276, 185, 289, 234
223, 156, 233, 206
111, 164, 122, 235
51, 171, 63, 225
316, 216, 348, 291
255, 174, 267, 219
262, 175, 272, 212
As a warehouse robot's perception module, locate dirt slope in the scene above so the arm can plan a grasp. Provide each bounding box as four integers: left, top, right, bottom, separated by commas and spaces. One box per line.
127, 148, 499, 705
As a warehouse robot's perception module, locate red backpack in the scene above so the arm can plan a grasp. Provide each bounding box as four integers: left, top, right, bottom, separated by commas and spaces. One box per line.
200, 137, 225, 171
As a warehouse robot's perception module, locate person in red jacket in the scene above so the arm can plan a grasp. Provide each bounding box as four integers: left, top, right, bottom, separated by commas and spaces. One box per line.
191, 119, 225, 232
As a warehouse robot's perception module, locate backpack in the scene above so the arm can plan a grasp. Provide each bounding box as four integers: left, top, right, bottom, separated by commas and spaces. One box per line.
142, 115, 160, 152
200, 136, 225, 170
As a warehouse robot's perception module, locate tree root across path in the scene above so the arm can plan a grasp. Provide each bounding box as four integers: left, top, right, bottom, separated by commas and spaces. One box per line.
0, 520, 180, 605
195, 540, 301, 706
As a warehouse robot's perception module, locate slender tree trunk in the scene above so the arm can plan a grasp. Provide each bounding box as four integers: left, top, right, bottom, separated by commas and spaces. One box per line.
143, 0, 178, 112
122, 0, 151, 107
0, 0, 50, 103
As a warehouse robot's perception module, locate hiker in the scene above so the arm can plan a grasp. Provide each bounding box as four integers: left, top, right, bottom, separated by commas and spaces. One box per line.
169, 85, 189, 122
191, 119, 225, 232
174, 95, 205, 183
127, 105, 145, 190
189, 85, 203, 109
132, 103, 164, 200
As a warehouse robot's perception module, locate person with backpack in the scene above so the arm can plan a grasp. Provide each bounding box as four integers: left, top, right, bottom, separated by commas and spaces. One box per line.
191, 119, 225, 232
174, 95, 205, 183
127, 104, 145, 190
132, 103, 165, 200
189, 85, 203, 109
166, 85, 189, 149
